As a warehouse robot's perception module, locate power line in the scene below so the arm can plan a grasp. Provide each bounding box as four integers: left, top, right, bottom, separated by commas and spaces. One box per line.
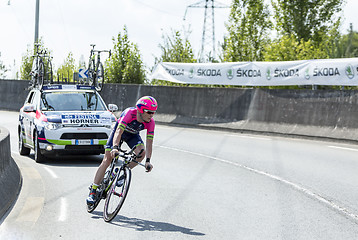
132, 0, 181, 17
184, 0, 229, 62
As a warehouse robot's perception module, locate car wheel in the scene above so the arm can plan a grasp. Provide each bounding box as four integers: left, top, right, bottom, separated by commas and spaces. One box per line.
34, 131, 46, 163
18, 130, 30, 156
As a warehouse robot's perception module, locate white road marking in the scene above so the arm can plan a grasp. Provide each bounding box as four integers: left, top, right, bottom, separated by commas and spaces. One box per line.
58, 198, 67, 222
43, 166, 59, 179
328, 146, 358, 152
225, 134, 271, 141
158, 145, 358, 223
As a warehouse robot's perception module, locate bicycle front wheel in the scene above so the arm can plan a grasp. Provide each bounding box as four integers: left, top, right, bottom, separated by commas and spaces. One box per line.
95, 62, 104, 92
87, 61, 95, 86
103, 167, 131, 222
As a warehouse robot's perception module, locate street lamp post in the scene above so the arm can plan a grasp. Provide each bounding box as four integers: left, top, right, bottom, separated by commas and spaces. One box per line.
34, 0, 40, 44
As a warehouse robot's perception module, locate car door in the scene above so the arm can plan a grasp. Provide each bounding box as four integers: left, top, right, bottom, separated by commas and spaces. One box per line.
23, 91, 37, 146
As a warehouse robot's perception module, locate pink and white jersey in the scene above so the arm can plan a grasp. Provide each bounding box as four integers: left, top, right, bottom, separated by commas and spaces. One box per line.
117, 107, 155, 140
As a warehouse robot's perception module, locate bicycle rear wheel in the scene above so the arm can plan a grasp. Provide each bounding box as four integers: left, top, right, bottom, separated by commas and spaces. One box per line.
103, 167, 131, 222
47, 60, 53, 84
95, 62, 104, 92
38, 61, 45, 89
37, 61, 46, 89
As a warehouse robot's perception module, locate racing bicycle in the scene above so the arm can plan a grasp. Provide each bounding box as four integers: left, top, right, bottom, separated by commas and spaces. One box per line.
86, 44, 111, 92
30, 43, 53, 89
87, 144, 146, 222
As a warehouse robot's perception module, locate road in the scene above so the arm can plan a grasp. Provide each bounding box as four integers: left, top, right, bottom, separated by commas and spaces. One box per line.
1, 110, 358, 239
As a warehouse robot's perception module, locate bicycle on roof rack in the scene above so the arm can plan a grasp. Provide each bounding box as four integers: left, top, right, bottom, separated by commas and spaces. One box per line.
30, 43, 53, 90
83, 44, 111, 92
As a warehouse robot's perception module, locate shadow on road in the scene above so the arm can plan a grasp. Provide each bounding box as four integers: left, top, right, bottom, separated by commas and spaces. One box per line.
24, 153, 103, 167
90, 211, 205, 236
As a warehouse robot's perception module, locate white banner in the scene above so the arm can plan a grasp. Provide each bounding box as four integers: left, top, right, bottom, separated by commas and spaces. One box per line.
150, 58, 358, 86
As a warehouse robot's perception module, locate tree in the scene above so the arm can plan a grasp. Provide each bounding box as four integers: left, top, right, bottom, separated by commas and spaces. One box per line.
57, 52, 77, 82
20, 45, 34, 80
222, 0, 272, 62
20, 39, 51, 80
264, 34, 330, 61
156, 29, 196, 63
106, 26, 145, 84
339, 23, 358, 58
0, 53, 8, 79
151, 29, 196, 86
271, 0, 344, 44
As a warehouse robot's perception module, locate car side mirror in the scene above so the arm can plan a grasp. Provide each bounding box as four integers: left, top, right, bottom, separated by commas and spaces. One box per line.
108, 104, 118, 112
23, 104, 36, 112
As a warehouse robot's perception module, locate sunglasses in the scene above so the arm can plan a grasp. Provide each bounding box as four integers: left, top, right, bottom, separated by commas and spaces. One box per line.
144, 109, 156, 114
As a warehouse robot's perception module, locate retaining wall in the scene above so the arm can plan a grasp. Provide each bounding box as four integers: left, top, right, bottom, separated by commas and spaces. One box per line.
0, 80, 30, 111
0, 127, 21, 219
101, 83, 358, 142
1, 79, 358, 142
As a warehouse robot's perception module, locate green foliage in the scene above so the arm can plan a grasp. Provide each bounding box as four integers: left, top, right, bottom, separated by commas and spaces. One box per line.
151, 29, 196, 86
0, 53, 8, 79
106, 26, 145, 84
222, 0, 272, 62
263, 34, 329, 61
20, 39, 51, 80
271, 0, 344, 43
156, 30, 196, 64
338, 24, 358, 58
20, 45, 34, 80
56, 52, 77, 82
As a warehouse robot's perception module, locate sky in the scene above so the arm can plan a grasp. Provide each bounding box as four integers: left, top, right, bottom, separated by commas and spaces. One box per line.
1, 0, 358, 79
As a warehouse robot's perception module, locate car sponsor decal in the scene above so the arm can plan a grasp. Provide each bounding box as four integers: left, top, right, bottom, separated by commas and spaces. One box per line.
61, 113, 111, 125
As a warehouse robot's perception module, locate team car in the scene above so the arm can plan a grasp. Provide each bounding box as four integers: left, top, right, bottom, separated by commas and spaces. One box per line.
18, 84, 118, 163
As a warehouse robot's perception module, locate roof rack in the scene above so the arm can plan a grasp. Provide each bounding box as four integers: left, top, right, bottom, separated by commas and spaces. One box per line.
29, 72, 103, 92
41, 84, 96, 91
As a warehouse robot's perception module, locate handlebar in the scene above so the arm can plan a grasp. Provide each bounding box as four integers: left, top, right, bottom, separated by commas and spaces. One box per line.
89, 44, 111, 58
92, 49, 110, 53
113, 145, 147, 168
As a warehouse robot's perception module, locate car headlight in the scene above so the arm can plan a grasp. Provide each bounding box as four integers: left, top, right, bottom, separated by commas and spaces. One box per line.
45, 122, 63, 130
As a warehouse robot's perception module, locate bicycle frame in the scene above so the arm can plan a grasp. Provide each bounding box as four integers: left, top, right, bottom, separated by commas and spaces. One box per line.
86, 44, 111, 91
87, 144, 144, 216
30, 43, 52, 89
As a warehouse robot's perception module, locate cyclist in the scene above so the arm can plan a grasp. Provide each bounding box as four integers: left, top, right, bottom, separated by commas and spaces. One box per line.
86, 96, 158, 205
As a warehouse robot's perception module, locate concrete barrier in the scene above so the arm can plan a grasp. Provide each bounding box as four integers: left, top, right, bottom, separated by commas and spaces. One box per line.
101, 84, 358, 143
1, 79, 358, 142
0, 127, 21, 219
0, 79, 30, 111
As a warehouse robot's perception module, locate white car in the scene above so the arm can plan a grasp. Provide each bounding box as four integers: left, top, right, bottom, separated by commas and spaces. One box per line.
18, 84, 118, 163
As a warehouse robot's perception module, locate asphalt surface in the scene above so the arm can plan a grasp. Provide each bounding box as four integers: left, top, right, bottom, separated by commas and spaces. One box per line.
1, 110, 358, 239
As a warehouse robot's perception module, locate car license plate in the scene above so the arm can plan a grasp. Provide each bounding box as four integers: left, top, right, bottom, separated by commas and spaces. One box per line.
75, 139, 92, 145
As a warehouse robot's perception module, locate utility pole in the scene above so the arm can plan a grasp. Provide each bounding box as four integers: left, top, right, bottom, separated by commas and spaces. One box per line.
184, 0, 229, 62
34, 0, 40, 44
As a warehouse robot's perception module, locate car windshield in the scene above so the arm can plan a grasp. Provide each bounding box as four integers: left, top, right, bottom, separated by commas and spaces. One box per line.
40, 91, 107, 111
